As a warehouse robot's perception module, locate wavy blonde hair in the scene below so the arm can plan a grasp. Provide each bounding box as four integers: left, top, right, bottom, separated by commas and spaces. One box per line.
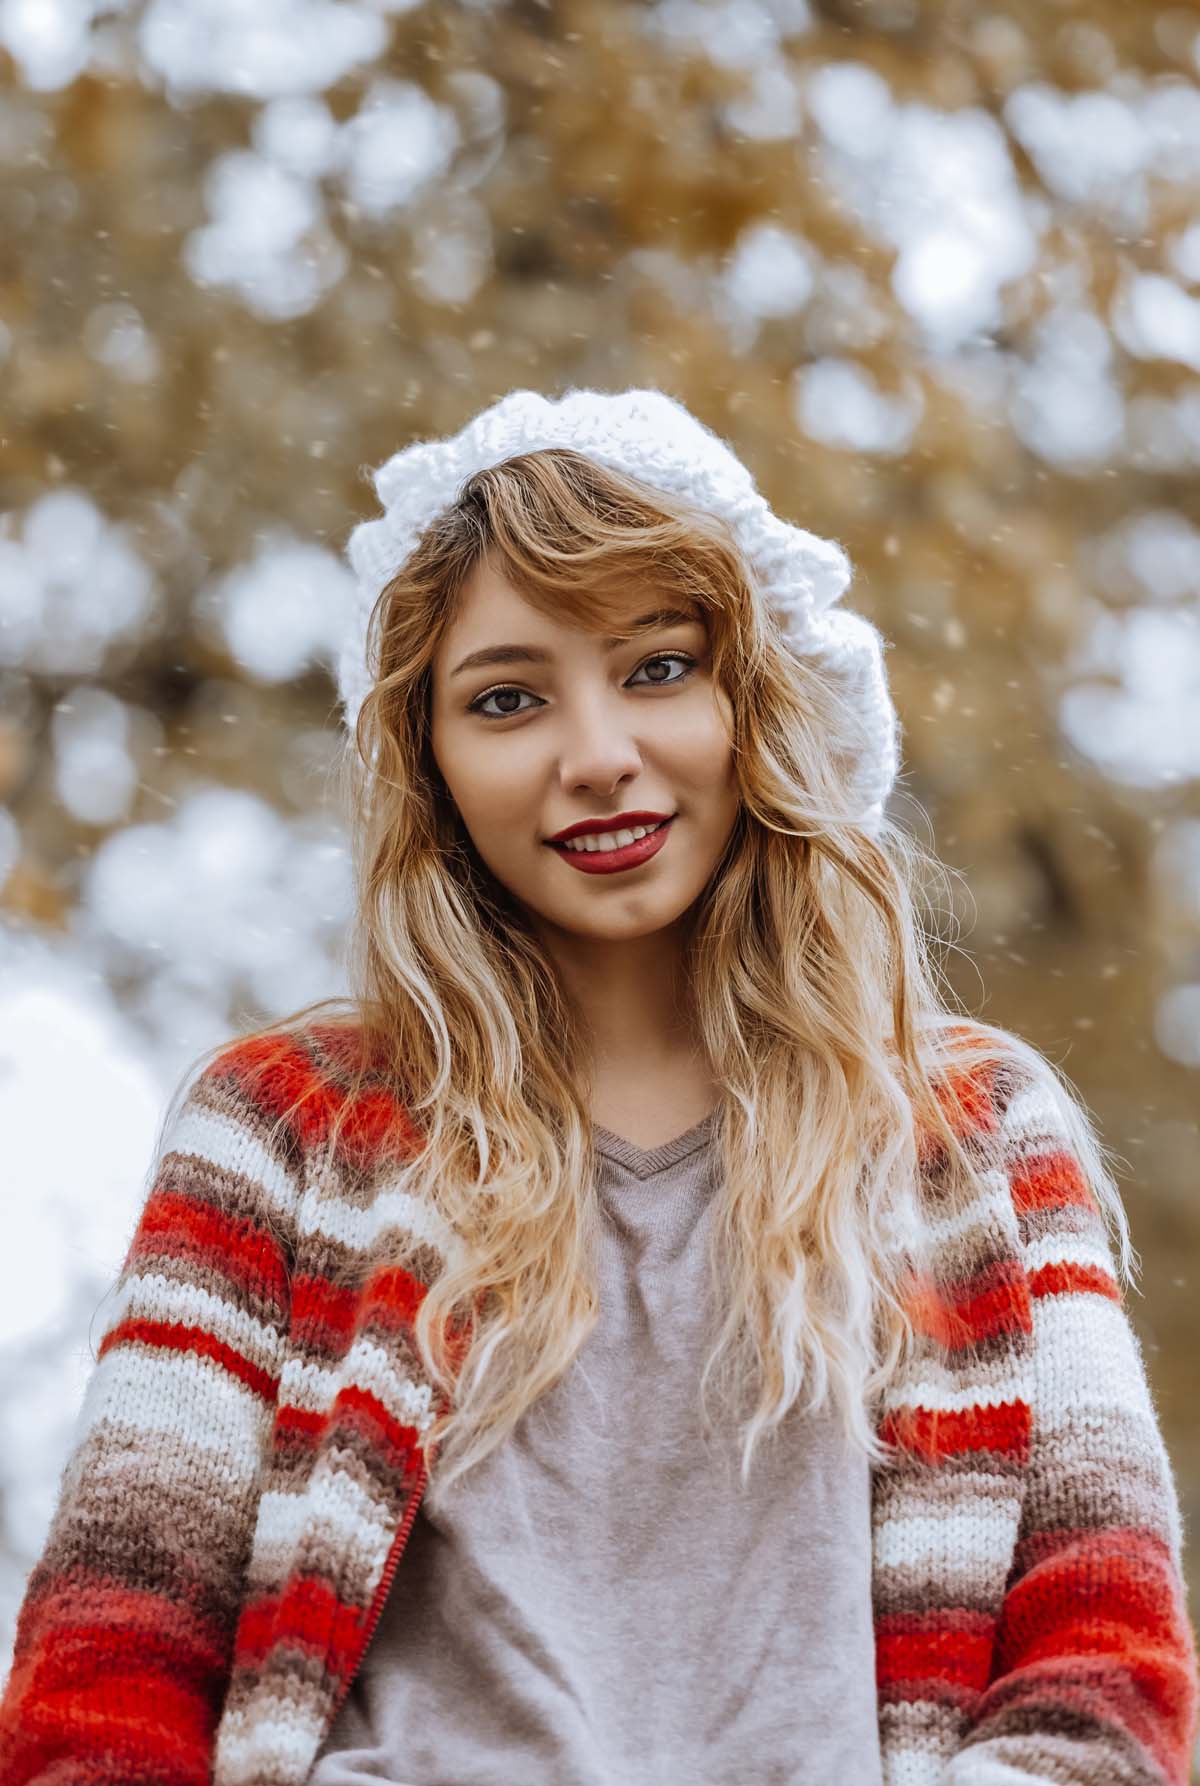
182, 445, 1135, 1493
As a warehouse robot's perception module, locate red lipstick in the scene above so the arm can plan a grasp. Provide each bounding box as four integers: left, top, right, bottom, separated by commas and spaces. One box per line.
545, 810, 673, 844
546, 815, 675, 875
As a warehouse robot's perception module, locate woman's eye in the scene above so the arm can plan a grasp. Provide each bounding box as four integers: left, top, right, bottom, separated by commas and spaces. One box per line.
636, 651, 697, 685
466, 651, 698, 721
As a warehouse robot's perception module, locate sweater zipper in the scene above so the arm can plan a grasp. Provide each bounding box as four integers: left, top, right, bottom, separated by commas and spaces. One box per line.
324, 1448, 430, 1732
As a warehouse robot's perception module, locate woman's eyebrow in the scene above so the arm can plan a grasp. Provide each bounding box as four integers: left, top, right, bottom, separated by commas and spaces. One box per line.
450, 607, 700, 679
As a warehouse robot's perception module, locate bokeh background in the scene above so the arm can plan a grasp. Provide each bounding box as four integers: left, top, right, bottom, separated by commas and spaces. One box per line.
2, 0, 1198, 1758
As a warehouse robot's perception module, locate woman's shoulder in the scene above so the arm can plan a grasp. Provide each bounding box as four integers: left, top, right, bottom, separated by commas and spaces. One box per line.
916, 1015, 1077, 1143
915, 1016, 1130, 1294
181, 1014, 418, 1171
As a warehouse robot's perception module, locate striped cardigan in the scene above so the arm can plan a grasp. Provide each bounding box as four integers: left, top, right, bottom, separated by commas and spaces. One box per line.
1, 1025, 1196, 1785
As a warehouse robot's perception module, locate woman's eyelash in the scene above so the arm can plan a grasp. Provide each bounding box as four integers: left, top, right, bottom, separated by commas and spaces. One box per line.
466, 651, 698, 720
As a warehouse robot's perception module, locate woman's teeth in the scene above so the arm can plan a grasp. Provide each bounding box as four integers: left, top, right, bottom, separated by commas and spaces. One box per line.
559, 820, 668, 854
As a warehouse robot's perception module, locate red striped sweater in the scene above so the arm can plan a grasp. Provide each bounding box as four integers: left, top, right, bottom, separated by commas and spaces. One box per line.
0, 1025, 1196, 1784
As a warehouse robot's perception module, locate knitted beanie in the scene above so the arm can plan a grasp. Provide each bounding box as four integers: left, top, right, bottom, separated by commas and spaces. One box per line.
340, 385, 901, 833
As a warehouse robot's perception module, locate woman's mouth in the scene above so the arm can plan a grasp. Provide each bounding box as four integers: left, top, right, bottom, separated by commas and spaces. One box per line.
546, 816, 674, 875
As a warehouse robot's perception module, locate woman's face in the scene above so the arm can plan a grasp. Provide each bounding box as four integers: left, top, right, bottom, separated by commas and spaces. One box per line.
429, 557, 741, 946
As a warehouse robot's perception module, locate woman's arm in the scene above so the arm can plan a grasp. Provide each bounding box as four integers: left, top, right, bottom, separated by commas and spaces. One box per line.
0, 1040, 301, 1785
947, 1055, 1199, 1786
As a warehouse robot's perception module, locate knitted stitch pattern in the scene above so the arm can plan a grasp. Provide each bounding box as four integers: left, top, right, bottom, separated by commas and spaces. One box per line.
0, 1025, 1196, 1785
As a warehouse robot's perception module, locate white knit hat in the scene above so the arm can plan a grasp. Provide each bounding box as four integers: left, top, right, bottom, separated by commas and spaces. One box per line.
340, 385, 901, 833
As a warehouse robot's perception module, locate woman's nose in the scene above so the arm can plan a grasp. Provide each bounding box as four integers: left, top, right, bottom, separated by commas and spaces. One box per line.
557, 689, 646, 789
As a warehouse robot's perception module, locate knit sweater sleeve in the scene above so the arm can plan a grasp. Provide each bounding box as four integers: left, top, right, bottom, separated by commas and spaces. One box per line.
945, 1052, 1200, 1786
0, 1039, 301, 1786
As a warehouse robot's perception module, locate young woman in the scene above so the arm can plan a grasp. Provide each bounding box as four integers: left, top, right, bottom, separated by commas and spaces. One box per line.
1, 387, 1196, 1785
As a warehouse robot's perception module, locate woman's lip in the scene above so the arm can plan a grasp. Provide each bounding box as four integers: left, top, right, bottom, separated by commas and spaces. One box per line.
546, 812, 674, 844
547, 816, 674, 874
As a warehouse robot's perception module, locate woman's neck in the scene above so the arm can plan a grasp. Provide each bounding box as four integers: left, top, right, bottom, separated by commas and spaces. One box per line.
535, 915, 700, 1066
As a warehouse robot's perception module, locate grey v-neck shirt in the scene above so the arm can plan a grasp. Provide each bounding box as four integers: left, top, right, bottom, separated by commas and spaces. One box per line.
309, 1109, 882, 1785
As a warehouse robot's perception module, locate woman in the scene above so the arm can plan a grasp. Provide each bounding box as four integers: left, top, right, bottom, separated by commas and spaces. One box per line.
1, 387, 1196, 1785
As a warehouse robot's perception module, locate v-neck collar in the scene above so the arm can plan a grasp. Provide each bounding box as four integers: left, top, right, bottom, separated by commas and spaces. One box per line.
592, 1105, 720, 1179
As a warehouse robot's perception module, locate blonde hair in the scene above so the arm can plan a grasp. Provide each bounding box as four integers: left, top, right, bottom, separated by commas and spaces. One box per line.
181, 446, 1135, 1492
